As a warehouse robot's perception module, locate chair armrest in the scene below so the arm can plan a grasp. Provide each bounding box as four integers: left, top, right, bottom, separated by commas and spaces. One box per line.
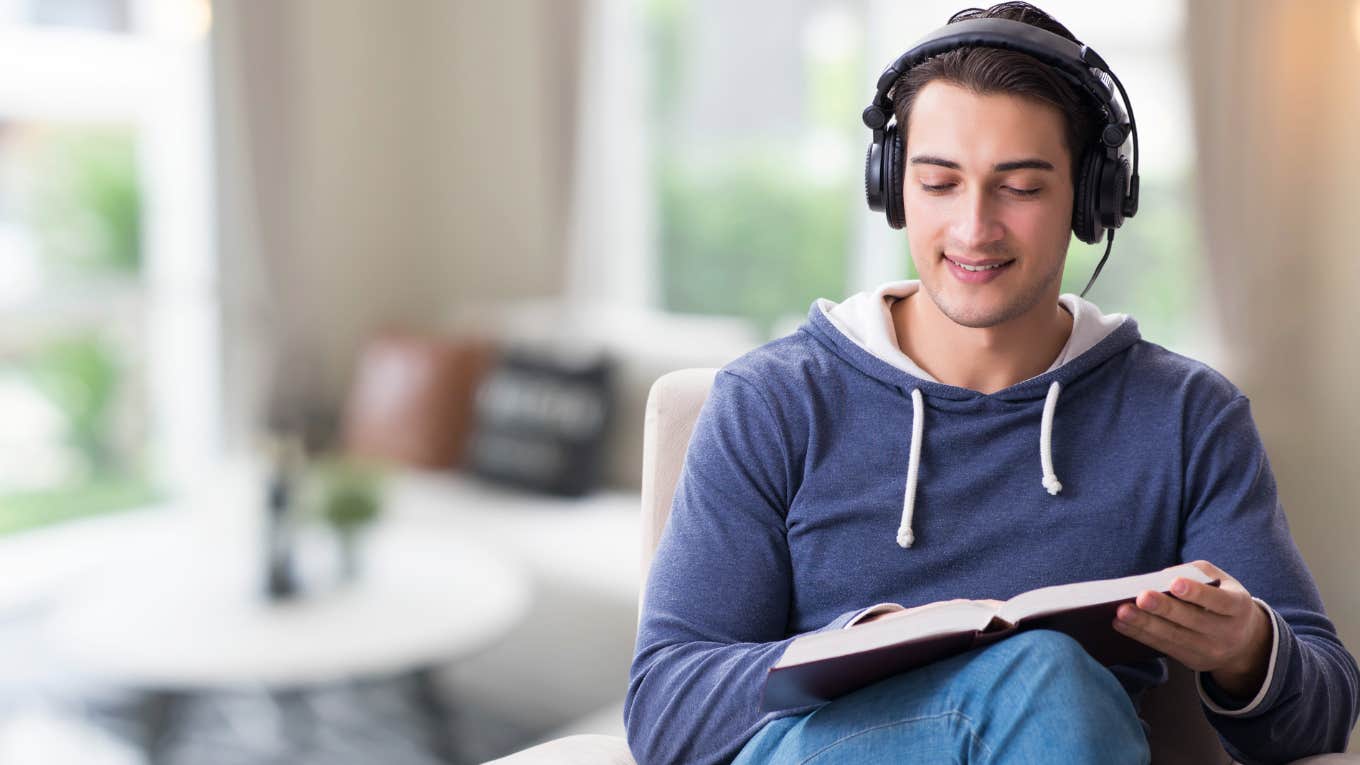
486, 734, 635, 765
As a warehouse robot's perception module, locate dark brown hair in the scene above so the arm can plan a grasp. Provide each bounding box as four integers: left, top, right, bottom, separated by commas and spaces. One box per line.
891, 2, 1102, 181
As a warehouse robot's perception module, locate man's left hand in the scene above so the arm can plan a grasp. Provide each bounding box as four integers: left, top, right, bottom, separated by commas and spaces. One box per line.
1112, 560, 1272, 699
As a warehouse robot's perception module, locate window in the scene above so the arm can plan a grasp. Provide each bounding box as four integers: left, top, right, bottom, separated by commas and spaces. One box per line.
0, 0, 215, 534
646, 0, 864, 337
644, 0, 1210, 359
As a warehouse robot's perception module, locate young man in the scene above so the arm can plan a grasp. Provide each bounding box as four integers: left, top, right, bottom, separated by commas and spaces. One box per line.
625, 4, 1359, 764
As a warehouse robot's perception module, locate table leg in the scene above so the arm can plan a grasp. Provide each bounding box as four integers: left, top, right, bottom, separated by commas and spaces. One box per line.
413, 667, 463, 764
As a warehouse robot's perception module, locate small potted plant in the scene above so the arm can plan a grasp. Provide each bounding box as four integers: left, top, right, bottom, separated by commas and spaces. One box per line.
310, 457, 384, 583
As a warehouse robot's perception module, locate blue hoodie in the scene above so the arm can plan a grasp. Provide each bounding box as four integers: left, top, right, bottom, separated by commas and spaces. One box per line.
625, 281, 1358, 765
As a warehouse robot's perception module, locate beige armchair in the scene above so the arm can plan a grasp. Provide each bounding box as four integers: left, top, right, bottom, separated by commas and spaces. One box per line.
492, 368, 1354, 765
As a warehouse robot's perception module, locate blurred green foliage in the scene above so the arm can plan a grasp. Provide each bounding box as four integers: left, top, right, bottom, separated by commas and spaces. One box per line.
0, 124, 149, 536
658, 152, 850, 336
646, 0, 859, 336
24, 334, 121, 473
25, 125, 142, 277
0, 332, 155, 536
0, 478, 156, 535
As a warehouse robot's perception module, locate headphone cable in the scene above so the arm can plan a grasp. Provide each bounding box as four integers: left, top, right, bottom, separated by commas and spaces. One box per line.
1079, 228, 1115, 299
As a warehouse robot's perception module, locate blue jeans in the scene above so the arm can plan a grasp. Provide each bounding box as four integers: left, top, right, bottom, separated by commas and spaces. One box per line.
733, 629, 1150, 764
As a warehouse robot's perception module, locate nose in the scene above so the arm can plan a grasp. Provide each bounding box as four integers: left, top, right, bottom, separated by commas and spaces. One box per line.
948, 186, 1005, 250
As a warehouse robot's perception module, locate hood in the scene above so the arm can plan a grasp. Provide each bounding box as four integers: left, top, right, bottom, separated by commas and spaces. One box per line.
814, 280, 1128, 390
803, 280, 1141, 548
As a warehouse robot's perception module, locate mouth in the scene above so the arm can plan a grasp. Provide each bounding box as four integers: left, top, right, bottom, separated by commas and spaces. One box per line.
942, 254, 1015, 283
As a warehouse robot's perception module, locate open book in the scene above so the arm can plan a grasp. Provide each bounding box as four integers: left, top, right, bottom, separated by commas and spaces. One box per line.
763, 564, 1218, 712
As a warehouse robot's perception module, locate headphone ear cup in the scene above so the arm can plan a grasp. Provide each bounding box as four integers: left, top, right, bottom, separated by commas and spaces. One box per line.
884, 125, 906, 230
1097, 156, 1130, 231
864, 141, 884, 212
1071, 148, 1102, 244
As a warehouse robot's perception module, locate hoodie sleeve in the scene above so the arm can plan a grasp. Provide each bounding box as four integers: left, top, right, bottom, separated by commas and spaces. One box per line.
625, 370, 852, 765
1179, 394, 1359, 763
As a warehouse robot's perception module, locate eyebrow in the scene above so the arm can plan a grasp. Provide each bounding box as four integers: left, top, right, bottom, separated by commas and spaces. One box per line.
908, 155, 1056, 173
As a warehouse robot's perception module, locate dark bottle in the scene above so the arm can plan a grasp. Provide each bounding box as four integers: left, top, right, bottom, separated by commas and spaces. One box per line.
264, 436, 301, 600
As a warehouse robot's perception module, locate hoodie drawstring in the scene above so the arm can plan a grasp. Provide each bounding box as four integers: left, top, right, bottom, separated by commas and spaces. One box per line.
897, 381, 1065, 549
1040, 381, 1064, 495
898, 388, 924, 548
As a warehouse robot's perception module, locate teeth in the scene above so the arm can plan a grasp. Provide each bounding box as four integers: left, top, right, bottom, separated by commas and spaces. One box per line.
951, 259, 1006, 272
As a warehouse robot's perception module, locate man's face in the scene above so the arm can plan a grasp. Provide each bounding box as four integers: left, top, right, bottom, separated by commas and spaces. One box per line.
902, 80, 1075, 329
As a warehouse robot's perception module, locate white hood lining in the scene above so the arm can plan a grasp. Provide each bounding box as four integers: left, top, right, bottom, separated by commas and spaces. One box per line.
817, 280, 1126, 385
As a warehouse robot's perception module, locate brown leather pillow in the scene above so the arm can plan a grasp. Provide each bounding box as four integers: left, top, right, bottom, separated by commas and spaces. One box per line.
342, 333, 495, 468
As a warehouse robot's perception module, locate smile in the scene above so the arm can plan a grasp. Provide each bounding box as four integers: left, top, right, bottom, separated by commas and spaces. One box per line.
949, 259, 1007, 272
942, 255, 1015, 283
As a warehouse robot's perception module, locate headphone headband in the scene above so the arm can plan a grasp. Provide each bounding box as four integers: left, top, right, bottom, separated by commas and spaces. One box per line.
864, 19, 1128, 153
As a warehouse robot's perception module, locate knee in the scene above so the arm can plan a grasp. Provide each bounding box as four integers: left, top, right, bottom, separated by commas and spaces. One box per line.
998, 628, 1088, 662
984, 629, 1123, 698
978, 631, 1149, 761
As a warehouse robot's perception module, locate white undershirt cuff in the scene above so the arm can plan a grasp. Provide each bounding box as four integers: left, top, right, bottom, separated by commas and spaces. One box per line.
1195, 597, 1281, 716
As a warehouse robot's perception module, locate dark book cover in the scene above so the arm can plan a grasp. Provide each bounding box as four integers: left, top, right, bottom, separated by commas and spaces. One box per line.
763, 585, 1216, 712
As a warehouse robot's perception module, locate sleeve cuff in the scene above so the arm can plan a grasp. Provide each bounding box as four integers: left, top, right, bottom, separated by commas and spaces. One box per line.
1195, 597, 1281, 716
844, 602, 906, 629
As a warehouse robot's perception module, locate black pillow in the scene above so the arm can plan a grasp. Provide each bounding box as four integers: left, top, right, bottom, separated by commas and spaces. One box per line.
466, 348, 614, 497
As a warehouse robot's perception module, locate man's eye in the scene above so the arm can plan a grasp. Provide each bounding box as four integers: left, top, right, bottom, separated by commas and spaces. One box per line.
919, 183, 1041, 196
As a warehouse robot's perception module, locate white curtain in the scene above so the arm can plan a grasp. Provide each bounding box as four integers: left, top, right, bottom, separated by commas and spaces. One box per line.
564, 0, 656, 309
211, 0, 307, 450
1187, 0, 1360, 694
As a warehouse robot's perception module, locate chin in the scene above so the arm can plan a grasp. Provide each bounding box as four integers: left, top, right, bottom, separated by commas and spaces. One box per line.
921, 279, 1033, 329
941, 303, 1024, 329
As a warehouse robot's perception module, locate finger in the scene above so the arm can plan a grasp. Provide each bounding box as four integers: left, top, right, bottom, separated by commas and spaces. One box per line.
1136, 589, 1228, 634
1113, 605, 1214, 668
1168, 577, 1240, 617
1113, 606, 1185, 659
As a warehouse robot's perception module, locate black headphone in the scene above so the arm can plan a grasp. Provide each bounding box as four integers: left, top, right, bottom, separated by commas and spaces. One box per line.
863, 18, 1140, 294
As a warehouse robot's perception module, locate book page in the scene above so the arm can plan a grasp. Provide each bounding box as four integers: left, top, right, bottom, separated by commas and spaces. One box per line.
777, 600, 997, 668
997, 563, 1217, 626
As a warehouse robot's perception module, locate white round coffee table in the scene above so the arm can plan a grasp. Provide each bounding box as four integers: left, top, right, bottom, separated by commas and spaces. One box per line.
42, 521, 530, 690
